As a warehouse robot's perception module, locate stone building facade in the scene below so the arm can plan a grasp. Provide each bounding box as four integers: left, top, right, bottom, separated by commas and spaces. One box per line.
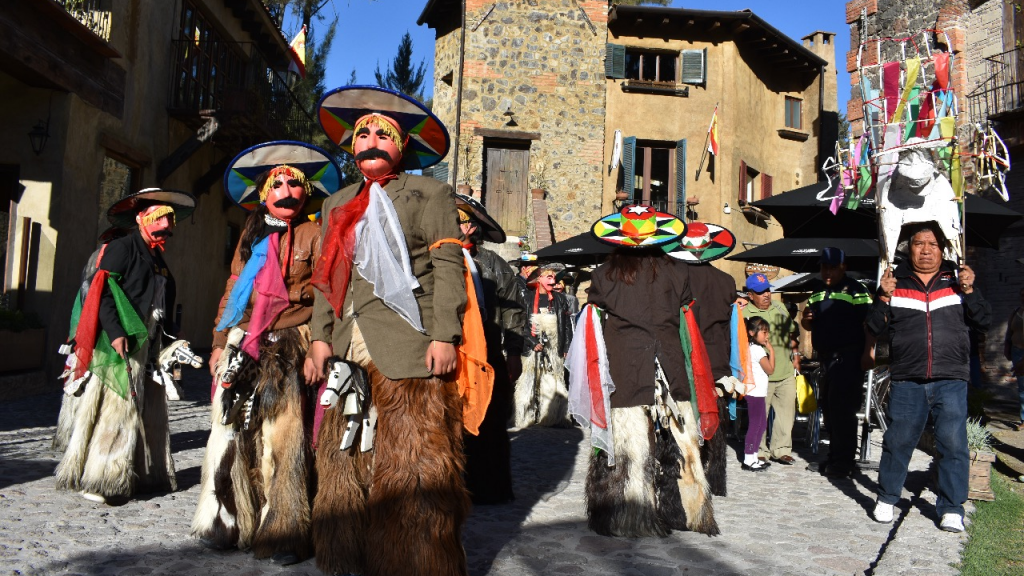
420, 1, 838, 285
1, 0, 311, 394
420, 0, 608, 247
846, 0, 1024, 383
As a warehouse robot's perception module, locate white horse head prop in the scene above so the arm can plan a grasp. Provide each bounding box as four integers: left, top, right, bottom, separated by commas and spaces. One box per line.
878, 138, 962, 265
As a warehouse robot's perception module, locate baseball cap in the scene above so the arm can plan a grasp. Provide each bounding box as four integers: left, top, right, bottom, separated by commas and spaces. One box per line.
744, 273, 771, 293
820, 247, 845, 266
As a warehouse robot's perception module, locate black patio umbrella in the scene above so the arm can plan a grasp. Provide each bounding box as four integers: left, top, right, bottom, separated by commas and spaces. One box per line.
725, 237, 879, 274
533, 231, 614, 266
752, 181, 1024, 248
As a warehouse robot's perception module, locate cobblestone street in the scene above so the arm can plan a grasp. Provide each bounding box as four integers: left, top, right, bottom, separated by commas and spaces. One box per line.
1, 368, 967, 576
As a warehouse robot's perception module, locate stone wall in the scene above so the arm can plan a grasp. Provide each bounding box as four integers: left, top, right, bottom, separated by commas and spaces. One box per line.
431, 0, 608, 243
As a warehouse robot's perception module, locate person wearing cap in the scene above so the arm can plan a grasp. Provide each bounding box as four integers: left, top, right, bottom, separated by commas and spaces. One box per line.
742, 272, 800, 466
456, 195, 526, 505
191, 142, 339, 564
576, 205, 719, 537
800, 247, 874, 478
866, 222, 990, 533
53, 188, 196, 504
514, 263, 574, 427
307, 87, 473, 576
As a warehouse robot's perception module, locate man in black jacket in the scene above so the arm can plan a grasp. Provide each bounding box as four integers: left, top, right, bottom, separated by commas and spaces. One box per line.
866, 222, 990, 533
54, 188, 195, 504
456, 194, 526, 504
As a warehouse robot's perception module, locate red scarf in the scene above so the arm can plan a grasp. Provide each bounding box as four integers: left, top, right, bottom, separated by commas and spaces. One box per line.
683, 305, 719, 440
311, 174, 397, 317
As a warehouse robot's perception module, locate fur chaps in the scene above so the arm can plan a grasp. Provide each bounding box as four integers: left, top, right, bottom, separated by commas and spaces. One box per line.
53, 347, 176, 498
514, 312, 568, 428
585, 402, 719, 537
312, 359, 470, 576
191, 326, 313, 560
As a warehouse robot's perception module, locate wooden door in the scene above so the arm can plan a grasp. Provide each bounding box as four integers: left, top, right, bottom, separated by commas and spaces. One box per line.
484, 146, 530, 236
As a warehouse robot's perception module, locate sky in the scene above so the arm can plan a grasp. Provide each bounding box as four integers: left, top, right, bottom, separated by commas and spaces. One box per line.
284, 0, 851, 111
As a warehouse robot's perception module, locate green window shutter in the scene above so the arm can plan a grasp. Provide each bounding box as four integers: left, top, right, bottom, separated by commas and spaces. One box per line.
606, 43, 626, 79
675, 139, 687, 218
622, 136, 636, 200
681, 49, 706, 85
429, 161, 449, 185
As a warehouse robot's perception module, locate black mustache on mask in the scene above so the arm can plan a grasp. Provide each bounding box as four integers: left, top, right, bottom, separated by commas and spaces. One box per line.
273, 196, 302, 208
151, 230, 173, 239
354, 148, 393, 163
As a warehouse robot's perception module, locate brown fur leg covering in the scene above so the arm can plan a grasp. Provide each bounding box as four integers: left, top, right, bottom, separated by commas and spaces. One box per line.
312, 399, 372, 575
585, 406, 668, 538
249, 331, 313, 560
364, 363, 470, 576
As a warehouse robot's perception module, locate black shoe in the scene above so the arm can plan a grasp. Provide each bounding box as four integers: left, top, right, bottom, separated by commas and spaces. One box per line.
741, 462, 768, 472
806, 461, 824, 473
823, 464, 854, 478
271, 551, 300, 566
771, 455, 796, 465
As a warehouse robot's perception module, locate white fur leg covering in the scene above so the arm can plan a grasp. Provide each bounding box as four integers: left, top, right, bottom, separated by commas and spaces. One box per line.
192, 384, 240, 544
669, 401, 719, 535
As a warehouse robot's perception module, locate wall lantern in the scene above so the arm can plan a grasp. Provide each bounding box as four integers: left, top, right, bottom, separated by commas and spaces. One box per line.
503, 107, 518, 127
28, 120, 50, 156
723, 202, 731, 214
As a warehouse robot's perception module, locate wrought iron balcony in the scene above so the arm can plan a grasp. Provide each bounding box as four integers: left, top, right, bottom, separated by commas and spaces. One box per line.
55, 0, 112, 42
968, 46, 1024, 123
167, 39, 317, 146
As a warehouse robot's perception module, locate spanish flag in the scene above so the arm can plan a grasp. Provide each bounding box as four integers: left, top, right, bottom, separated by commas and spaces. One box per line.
288, 25, 307, 79
707, 105, 719, 156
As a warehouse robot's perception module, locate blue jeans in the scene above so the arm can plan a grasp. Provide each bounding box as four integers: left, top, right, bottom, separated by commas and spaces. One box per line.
877, 379, 969, 517
1013, 347, 1024, 422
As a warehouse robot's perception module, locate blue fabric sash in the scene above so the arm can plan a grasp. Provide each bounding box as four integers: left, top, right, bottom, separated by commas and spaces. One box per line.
216, 234, 272, 332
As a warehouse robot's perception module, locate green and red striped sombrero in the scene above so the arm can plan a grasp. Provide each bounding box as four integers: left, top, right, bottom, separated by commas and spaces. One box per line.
317, 86, 450, 171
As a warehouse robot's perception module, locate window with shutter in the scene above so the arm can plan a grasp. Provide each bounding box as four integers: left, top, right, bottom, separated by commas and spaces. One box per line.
680, 49, 706, 85
622, 136, 637, 200
761, 173, 773, 200
424, 161, 449, 184
737, 160, 746, 205
675, 139, 686, 218
605, 43, 626, 79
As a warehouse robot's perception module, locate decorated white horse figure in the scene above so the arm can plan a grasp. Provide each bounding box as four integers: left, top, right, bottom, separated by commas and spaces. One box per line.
153, 339, 204, 400
877, 137, 962, 265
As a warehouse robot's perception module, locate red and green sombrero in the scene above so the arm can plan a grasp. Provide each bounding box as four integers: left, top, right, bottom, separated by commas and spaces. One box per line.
591, 204, 686, 248
664, 222, 736, 263
317, 86, 450, 171
223, 141, 341, 212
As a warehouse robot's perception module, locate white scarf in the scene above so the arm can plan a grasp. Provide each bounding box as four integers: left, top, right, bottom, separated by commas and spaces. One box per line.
354, 182, 424, 332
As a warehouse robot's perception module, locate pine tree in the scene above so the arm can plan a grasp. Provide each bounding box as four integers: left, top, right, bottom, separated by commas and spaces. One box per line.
374, 32, 427, 101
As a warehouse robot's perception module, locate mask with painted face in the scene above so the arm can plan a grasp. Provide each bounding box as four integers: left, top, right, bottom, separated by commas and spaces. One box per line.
352, 114, 406, 180
136, 204, 175, 251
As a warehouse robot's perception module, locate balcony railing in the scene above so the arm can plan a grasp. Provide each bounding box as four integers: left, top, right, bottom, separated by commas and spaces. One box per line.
168, 39, 317, 143
55, 0, 112, 42
968, 46, 1024, 122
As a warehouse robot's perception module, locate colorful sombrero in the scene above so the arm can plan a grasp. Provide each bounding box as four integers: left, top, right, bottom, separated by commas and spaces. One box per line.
317, 86, 450, 171
107, 188, 197, 229
665, 222, 736, 263
223, 141, 342, 212
591, 205, 687, 248
456, 193, 506, 243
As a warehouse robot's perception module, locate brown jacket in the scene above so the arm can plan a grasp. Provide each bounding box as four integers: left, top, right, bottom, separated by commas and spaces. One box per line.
310, 173, 467, 380
586, 256, 693, 408
212, 220, 322, 349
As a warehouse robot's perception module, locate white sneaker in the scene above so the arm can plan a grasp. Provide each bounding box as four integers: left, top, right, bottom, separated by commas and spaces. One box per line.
939, 513, 964, 533
80, 491, 105, 504
873, 501, 894, 523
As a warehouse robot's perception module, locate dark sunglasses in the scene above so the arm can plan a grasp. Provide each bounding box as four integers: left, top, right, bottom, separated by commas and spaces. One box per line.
272, 178, 303, 189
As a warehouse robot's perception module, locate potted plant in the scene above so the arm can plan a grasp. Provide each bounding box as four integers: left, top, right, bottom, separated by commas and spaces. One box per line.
966, 417, 996, 502
0, 308, 46, 373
